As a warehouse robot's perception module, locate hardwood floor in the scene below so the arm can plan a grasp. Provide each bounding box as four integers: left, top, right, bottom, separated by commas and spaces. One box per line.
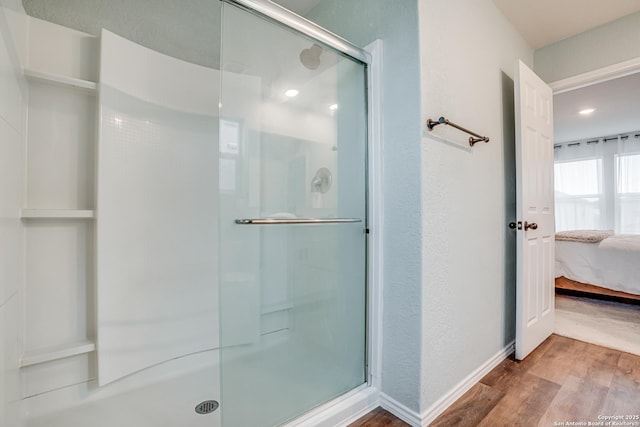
351, 334, 640, 426
348, 407, 410, 426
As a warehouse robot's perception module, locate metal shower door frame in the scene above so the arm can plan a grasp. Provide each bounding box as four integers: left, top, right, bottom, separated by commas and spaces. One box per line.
222, 0, 371, 64
221, 0, 379, 394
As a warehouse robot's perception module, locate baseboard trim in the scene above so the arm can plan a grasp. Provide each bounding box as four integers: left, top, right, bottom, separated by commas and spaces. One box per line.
288, 385, 380, 427
380, 393, 422, 426
336, 392, 382, 427
419, 341, 515, 426
286, 340, 516, 427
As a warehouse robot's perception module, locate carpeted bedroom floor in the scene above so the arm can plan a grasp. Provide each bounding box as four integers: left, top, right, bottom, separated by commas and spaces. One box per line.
555, 293, 640, 356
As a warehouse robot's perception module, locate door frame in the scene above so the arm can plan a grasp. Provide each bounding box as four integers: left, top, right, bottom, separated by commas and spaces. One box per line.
549, 56, 640, 94
514, 57, 640, 357
523, 56, 640, 353
222, 1, 384, 425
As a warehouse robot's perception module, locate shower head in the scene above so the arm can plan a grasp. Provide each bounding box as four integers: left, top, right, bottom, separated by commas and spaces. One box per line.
299, 44, 323, 70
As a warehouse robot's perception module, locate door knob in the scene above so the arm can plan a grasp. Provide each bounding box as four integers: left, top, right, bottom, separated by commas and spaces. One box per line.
508, 221, 523, 230
524, 221, 538, 231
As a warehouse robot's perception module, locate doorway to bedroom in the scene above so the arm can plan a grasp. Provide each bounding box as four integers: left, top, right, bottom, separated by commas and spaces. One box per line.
551, 67, 640, 356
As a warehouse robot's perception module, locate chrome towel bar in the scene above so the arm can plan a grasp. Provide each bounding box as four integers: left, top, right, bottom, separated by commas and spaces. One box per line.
235, 218, 362, 225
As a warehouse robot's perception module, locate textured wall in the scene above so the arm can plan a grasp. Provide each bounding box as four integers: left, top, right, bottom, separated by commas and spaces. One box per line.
22, 0, 221, 68
418, 0, 531, 413
534, 11, 640, 83
306, 0, 424, 413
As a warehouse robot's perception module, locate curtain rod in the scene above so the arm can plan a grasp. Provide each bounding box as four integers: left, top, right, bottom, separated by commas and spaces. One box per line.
556, 130, 640, 147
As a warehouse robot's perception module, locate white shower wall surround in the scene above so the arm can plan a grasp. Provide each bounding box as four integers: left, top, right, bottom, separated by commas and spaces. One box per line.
97, 28, 221, 386
20, 17, 98, 402
14, 7, 359, 427
0, 7, 25, 427
18, 17, 227, 425
24, 352, 221, 427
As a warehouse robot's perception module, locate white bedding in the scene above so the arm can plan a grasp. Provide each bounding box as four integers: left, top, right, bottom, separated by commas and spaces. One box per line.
555, 234, 640, 295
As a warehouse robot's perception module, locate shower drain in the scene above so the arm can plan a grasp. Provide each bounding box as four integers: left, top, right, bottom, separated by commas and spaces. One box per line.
195, 400, 219, 415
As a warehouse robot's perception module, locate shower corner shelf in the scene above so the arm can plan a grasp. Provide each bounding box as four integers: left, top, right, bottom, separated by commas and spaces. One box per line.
20, 209, 95, 219
24, 68, 98, 94
20, 340, 96, 367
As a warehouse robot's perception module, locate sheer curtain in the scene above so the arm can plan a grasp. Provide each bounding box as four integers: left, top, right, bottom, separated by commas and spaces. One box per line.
616, 153, 640, 233
554, 158, 604, 231
554, 132, 640, 233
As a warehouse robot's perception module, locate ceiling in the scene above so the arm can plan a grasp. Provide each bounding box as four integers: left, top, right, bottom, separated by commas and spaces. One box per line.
492, 0, 640, 49
491, 1, 640, 143
554, 72, 640, 143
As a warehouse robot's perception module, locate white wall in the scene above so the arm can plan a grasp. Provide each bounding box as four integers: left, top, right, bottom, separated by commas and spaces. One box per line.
418, 0, 533, 415
0, 1, 26, 426
534, 11, 640, 82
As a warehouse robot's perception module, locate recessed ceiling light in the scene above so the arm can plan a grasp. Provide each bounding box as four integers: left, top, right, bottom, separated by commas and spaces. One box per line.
329, 104, 338, 111
579, 108, 596, 115
285, 89, 299, 97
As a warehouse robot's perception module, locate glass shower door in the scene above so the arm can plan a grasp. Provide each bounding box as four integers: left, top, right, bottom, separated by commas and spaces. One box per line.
218, 3, 368, 426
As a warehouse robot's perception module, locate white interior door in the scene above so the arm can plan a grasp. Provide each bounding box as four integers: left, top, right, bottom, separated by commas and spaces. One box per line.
514, 59, 555, 360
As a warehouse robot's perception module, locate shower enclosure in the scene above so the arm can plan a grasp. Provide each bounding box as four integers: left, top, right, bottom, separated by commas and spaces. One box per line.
217, 2, 368, 426
16, 0, 370, 425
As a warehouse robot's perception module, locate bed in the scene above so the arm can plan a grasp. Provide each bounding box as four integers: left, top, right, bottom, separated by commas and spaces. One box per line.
555, 231, 640, 301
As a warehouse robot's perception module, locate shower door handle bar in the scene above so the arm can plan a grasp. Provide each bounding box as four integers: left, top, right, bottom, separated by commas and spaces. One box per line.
235, 218, 362, 225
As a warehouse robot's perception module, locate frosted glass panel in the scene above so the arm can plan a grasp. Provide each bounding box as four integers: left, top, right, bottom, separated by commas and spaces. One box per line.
96, 30, 218, 385
219, 5, 367, 427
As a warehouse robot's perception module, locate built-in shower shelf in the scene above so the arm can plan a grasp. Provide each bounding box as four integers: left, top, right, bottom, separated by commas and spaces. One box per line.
20, 340, 96, 367
24, 68, 98, 94
21, 209, 95, 219
261, 302, 294, 315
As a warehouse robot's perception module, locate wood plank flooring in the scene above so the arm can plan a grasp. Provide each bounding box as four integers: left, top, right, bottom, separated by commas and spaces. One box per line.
351, 334, 640, 426
348, 407, 410, 426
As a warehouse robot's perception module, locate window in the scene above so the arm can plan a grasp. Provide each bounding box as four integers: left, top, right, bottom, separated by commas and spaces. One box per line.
616, 154, 640, 233
554, 159, 604, 231
219, 119, 241, 192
